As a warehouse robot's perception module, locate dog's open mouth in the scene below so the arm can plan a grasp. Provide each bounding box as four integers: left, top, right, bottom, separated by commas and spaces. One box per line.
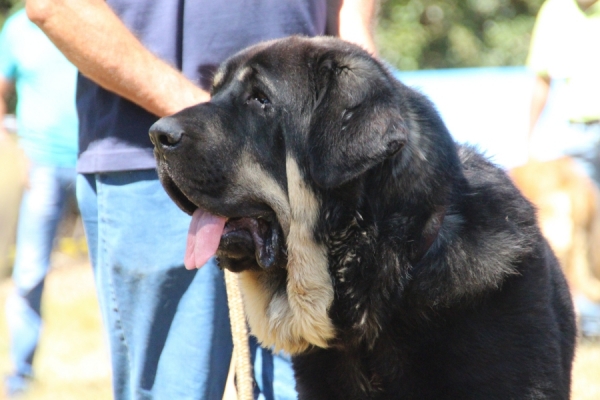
187, 210, 285, 272
159, 170, 286, 272
217, 215, 285, 272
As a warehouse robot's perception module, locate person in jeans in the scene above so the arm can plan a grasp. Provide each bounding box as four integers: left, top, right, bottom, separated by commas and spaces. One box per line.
26, 0, 377, 398
0, 8, 78, 397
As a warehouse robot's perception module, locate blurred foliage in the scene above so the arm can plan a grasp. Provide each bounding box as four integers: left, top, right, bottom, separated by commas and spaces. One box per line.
376, 0, 545, 70
0, 0, 21, 25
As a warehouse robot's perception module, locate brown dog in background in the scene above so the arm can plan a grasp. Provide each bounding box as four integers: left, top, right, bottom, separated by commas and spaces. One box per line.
510, 157, 600, 308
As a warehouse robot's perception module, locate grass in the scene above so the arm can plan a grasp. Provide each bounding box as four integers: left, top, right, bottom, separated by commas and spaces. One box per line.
0, 251, 599, 399
0, 252, 112, 400
572, 339, 600, 400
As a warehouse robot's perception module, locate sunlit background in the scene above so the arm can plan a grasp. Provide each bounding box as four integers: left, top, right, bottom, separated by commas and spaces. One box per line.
1, 0, 599, 398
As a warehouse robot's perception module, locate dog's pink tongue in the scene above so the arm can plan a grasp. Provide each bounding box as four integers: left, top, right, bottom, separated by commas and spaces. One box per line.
184, 209, 227, 269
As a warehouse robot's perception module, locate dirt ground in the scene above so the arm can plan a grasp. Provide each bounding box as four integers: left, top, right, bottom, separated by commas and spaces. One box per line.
0, 252, 599, 400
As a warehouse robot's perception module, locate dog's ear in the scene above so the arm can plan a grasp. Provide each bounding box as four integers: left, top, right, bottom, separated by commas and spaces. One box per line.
308, 50, 408, 189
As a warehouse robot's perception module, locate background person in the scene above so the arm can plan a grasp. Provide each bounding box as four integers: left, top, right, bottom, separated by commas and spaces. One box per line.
527, 0, 600, 338
527, 0, 600, 171
0, 7, 78, 397
25, 0, 378, 398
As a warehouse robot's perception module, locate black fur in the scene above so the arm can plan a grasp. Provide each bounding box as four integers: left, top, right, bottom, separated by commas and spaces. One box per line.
150, 36, 576, 399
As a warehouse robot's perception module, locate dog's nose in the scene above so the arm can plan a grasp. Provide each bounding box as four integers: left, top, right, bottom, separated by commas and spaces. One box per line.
149, 117, 185, 149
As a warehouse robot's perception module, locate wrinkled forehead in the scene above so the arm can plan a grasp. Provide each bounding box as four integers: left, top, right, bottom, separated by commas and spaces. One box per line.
211, 46, 263, 93
211, 38, 319, 95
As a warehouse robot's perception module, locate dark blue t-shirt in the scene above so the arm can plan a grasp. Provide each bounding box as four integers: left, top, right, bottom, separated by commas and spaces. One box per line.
77, 0, 328, 173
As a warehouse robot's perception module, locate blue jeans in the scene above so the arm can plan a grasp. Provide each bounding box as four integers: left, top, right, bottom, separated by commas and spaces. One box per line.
76, 170, 297, 399
5, 164, 76, 379
250, 336, 298, 400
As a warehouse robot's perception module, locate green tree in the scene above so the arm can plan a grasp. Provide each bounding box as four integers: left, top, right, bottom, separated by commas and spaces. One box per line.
376, 0, 545, 70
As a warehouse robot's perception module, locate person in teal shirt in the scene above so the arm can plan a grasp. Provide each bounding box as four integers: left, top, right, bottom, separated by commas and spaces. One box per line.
0, 8, 78, 397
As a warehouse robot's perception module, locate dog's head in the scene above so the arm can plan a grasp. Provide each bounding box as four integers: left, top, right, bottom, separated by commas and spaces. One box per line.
150, 36, 411, 353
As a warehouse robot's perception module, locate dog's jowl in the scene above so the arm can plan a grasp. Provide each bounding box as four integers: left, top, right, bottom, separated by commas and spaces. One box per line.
150, 37, 576, 400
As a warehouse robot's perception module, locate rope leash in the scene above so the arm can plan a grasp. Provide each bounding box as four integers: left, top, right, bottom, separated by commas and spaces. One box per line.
224, 269, 253, 400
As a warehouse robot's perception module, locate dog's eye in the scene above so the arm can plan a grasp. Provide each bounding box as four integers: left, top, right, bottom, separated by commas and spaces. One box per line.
246, 90, 271, 108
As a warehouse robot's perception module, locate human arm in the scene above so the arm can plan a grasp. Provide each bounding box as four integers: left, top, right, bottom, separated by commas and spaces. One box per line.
0, 76, 14, 143
528, 74, 551, 157
26, 0, 378, 118
25, 0, 209, 117
336, 0, 378, 55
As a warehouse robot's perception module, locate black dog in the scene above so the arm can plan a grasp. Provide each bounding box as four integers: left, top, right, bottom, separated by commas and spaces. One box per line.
150, 36, 576, 400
